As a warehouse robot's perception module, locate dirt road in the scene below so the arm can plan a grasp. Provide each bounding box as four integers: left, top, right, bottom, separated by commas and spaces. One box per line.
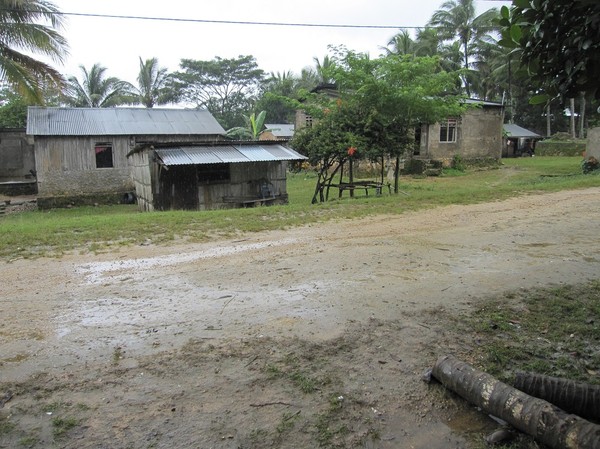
1, 188, 600, 448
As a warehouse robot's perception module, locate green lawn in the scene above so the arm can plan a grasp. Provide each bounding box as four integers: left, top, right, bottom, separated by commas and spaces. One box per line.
0, 157, 598, 260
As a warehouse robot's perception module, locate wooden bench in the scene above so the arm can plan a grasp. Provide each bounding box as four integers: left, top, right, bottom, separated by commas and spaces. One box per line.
331, 181, 391, 197
223, 196, 277, 207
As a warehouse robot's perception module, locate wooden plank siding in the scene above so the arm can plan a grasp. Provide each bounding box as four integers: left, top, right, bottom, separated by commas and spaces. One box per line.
34, 134, 225, 199
34, 135, 133, 198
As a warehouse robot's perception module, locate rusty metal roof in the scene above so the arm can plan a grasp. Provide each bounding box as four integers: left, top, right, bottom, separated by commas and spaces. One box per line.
155, 144, 306, 166
26, 107, 226, 136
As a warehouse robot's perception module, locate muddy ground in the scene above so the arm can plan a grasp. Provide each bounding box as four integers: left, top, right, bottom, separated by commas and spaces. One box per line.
1, 188, 600, 449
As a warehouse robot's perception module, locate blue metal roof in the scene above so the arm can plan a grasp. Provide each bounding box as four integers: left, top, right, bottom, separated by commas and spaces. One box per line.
26, 107, 226, 136
155, 144, 307, 166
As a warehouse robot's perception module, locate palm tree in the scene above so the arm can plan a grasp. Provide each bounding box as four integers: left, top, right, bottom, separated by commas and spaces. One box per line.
382, 30, 415, 56
428, 0, 498, 96
414, 27, 441, 57
134, 57, 174, 108
0, 0, 69, 103
65, 63, 132, 107
313, 55, 335, 84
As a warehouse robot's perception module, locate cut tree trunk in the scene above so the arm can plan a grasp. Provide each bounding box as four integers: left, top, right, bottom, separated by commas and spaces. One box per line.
514, 372, 600, 421
431, 355, 600, 449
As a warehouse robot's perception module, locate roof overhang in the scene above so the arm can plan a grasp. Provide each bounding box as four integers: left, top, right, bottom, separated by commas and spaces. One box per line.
154, 144, 307, 167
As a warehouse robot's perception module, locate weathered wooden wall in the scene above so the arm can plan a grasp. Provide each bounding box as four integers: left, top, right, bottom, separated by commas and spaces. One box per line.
34, 134, 225, 199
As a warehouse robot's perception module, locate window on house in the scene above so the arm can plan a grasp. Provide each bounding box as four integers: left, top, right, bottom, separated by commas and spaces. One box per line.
439, 119, 458, 143
305, 115, 313, 128
197, 163, 230, 183
95, 142, 114, 168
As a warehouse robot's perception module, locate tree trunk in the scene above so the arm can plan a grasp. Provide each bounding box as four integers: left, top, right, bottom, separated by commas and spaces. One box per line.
394, 156, 400, 194
570, 97, 576, 139
431, 355, 600, 449
579, 92, 586, 139
514, 372, 600, 421
546, 102, 552, 137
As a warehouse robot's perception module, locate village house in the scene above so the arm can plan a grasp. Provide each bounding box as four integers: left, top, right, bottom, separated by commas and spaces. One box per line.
259, 123, 295, 141
502, 123, 543, 157
26, 107, 306, 210
26, 107, 227, 206
416, 99, 504, 165
295, 87, 504, 172
128, 140, 306, 211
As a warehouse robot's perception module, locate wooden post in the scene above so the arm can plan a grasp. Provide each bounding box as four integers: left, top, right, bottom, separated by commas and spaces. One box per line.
432, 355, 600, 449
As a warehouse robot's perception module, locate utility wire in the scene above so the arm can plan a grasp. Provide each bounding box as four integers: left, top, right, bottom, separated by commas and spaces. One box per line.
49, 11, 421, 29
0, 6, 510, 30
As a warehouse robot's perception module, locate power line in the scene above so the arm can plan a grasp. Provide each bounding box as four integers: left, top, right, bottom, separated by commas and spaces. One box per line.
54, 11, 420, 29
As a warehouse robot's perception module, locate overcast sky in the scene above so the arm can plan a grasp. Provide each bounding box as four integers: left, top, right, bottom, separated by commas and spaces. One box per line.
49, 0, 512, 85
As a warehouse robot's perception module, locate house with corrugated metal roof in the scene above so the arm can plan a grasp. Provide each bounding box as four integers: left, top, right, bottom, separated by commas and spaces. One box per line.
502, 124, 543, 157
259, 124, 294, 141
27, 107, 306, 210
128, 141, 306, 211
26, 107, 227, 207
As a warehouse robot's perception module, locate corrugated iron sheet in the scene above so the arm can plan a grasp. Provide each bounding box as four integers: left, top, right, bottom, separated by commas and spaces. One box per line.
26, 107, 226, 136
155, 144, 306, 167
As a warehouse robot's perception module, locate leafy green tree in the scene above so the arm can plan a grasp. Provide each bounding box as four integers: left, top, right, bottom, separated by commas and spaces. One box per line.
133, 57, 175, 108
498, 0, 600, 102
65, 63, 133, 107
171, 55, 264, 129
292, 50, 466, 202
255, 71, 298, 123
0, 85, 27, 127
0, 0, 69, 104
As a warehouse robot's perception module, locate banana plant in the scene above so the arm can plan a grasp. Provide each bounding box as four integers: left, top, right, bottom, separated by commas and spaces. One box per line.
226, 110, 273, 140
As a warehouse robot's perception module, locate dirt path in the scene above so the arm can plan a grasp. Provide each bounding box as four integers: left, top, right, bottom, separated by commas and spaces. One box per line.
1, 188, 600, 448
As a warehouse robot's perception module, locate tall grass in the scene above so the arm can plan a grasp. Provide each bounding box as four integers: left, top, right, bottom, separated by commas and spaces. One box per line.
0, 157, 598, 260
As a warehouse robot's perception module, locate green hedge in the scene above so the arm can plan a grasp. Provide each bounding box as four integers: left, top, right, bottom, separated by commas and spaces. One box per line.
536, 140, 586, 157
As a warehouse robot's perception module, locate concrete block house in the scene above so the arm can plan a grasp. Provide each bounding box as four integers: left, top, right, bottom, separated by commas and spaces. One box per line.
417, 99, 504, 165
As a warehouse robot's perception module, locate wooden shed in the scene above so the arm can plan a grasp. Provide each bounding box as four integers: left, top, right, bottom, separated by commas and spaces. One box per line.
0, 128, 36, 195
26, 107, 226, 205
128, 141, 307, 211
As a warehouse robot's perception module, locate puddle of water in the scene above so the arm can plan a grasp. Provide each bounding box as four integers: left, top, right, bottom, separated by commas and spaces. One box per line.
75, 238, 302, 285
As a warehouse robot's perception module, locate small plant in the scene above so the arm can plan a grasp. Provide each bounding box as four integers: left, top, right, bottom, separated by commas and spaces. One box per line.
582, 156, 600, 174
51, 416, 78, 438
18, 436, 39, 447
290, 370, 317, 393
0, 418, 16, 435
112, 346, 124, 364
276, 411, 300, 434
452, 154, 466, 172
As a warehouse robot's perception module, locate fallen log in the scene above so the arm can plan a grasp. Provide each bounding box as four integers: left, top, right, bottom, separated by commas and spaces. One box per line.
514, 371, 600, 421
431, 355, 600, 449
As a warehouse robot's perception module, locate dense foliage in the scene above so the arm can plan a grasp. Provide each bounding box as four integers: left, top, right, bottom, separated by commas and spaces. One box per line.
499, 0, 600, 102
170, 55, 265, 129
0, 0, 68, 103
